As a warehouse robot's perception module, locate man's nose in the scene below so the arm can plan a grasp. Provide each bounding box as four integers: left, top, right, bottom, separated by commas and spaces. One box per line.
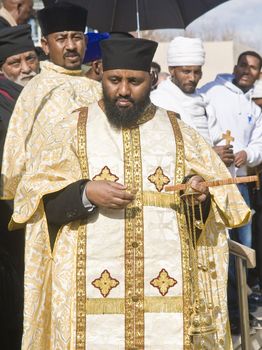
118, 81, 131, 96
243, 66, 251, 74
65, 38, 77, 50
21, 61, 31, 74
188, 72, 197, 82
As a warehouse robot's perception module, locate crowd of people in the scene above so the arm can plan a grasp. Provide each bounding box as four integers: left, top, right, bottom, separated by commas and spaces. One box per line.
0, 1, 261, 349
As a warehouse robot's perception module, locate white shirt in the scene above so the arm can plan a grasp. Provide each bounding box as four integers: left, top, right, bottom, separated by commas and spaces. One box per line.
150, 78, 220, 145
200, 73, 262, 176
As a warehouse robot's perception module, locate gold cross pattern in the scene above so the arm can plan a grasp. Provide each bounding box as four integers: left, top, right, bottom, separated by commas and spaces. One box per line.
222, 130, 234, 145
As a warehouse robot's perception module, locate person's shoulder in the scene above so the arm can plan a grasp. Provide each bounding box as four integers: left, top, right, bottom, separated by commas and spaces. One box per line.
71, 99, 100, 116
199, 74, 232, 94
174, 116, 204, 140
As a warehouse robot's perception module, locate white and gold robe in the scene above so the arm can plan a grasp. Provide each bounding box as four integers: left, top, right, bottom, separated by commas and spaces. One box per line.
0, 61, 102, 200
10, 102, 250, 349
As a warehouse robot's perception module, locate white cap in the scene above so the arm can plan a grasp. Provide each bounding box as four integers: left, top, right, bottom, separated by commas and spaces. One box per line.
167, 36, 205, 67
252, 79, 262, 99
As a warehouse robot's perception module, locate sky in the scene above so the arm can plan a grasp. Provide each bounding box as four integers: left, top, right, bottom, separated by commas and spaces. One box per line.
187, 0, 262, 53
150, 0, 262, 54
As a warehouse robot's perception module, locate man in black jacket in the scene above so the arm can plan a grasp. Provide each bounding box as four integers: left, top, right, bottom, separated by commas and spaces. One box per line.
0, 0, 33, 29
0, 24, 39, 164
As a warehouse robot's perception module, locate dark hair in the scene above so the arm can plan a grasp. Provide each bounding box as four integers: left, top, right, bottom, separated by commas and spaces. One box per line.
237, 51, 262, 70
151, 61, 161, 73
35, 46, 48, 61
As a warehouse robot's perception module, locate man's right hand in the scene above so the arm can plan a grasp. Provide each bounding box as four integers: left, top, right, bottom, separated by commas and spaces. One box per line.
85, 180, 135, 209
213, 145, 235, 167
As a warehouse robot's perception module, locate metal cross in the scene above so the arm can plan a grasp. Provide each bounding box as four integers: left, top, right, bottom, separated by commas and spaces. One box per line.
222, 130, 234, 145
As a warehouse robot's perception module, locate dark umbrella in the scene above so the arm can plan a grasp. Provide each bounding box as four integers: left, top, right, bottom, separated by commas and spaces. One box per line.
79, 0, 229, 33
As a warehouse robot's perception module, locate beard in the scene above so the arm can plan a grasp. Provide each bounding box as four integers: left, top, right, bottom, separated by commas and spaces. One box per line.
103, 87, 151, 129
11, 71, 38, 87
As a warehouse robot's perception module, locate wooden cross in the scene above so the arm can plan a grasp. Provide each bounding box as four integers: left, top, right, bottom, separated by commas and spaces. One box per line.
222, 130, 234, 145
165, 175, 258, 192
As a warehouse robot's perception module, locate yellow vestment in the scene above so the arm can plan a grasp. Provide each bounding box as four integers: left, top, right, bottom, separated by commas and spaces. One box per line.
0, 61, 102, 200
10, 102, 250, 349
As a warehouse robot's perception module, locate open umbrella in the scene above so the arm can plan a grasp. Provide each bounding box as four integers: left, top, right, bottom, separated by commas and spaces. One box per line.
80, 0, 229, 33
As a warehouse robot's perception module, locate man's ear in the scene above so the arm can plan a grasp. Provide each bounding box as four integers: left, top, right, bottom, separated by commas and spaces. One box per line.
17, 1, 22, 13
12, 0, 21, 19
168, 66, 175, 76
150, 70, 158, 87
93, 60, 103, 75
41, 37, 50, 56
233, 65, 237, 75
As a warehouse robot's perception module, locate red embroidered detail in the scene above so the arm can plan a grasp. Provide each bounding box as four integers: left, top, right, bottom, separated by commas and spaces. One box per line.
92, 270, 120, 298
150, 269, 177, 296
92, 166, 119, 182
148, 166, 170, 192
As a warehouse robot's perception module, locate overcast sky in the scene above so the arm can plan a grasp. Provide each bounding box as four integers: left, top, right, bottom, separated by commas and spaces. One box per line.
187, 0, 262, 53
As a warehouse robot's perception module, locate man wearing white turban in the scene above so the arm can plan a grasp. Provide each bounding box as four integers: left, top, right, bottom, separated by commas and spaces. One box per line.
150, 36, 234, 167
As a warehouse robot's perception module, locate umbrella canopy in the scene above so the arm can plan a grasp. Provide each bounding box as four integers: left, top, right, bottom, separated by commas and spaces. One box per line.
78, 0, 229, 32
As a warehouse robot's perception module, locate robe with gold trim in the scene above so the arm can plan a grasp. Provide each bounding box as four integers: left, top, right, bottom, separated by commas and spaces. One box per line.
0, 61, 102, 200
10, 102, 250, 349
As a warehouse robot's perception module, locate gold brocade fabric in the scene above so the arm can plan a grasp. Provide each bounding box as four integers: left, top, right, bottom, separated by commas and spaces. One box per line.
0, 61, 102, 201
13, 103, 250, 349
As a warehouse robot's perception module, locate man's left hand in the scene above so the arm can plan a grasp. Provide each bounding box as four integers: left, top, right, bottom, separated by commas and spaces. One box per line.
234, 150, 247, 167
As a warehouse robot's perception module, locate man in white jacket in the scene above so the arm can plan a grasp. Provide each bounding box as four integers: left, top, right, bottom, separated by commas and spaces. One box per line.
200, 51, 262, 247
150, 36, 234, 167
200, 50, 262, 334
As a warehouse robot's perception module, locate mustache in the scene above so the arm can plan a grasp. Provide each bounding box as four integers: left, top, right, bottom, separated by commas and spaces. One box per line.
20, 71, 38, 79
115, 96, 135, 104
63, 51, 80, 58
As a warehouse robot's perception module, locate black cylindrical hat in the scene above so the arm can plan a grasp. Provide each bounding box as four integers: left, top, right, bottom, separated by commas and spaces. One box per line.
0, 24, 35, 62
100, 37, 158, 73
37, 3, 87, 36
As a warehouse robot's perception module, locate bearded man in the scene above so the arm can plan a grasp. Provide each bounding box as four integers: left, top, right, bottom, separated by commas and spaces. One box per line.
11, 37, 250, 349
151, 36, 234, 167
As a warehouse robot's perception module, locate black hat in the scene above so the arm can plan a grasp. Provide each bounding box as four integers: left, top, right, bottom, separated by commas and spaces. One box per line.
109, 32, 134, 39
100, 37, 158, 73
42, 0, 56, 6
37, 3, 87, 36
0, 24, 35, 63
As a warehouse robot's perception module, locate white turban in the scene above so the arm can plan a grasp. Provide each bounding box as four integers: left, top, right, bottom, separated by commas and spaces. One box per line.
167, 36, 205, 67
252, 79, 262, 98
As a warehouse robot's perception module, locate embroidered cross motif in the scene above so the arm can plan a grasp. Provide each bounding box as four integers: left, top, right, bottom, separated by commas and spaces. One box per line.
150, 269, 177, 296
148, 166, 170, 192
92, 270, 119, 298
92, 166, 119, 182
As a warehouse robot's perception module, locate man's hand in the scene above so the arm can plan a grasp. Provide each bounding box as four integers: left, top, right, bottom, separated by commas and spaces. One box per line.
184, 175, 209, 205
213, 145, 234, 167
85, 180, 135, 209
234, 150, 247, 168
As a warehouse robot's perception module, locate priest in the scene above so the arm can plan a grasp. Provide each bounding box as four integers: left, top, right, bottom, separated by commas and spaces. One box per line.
12, 36, 250, 349
0, 2, 101, 201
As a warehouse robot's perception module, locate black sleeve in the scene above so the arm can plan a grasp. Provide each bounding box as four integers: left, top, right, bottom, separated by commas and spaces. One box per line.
43, 179, 94, 226
0, 17, 11, 29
